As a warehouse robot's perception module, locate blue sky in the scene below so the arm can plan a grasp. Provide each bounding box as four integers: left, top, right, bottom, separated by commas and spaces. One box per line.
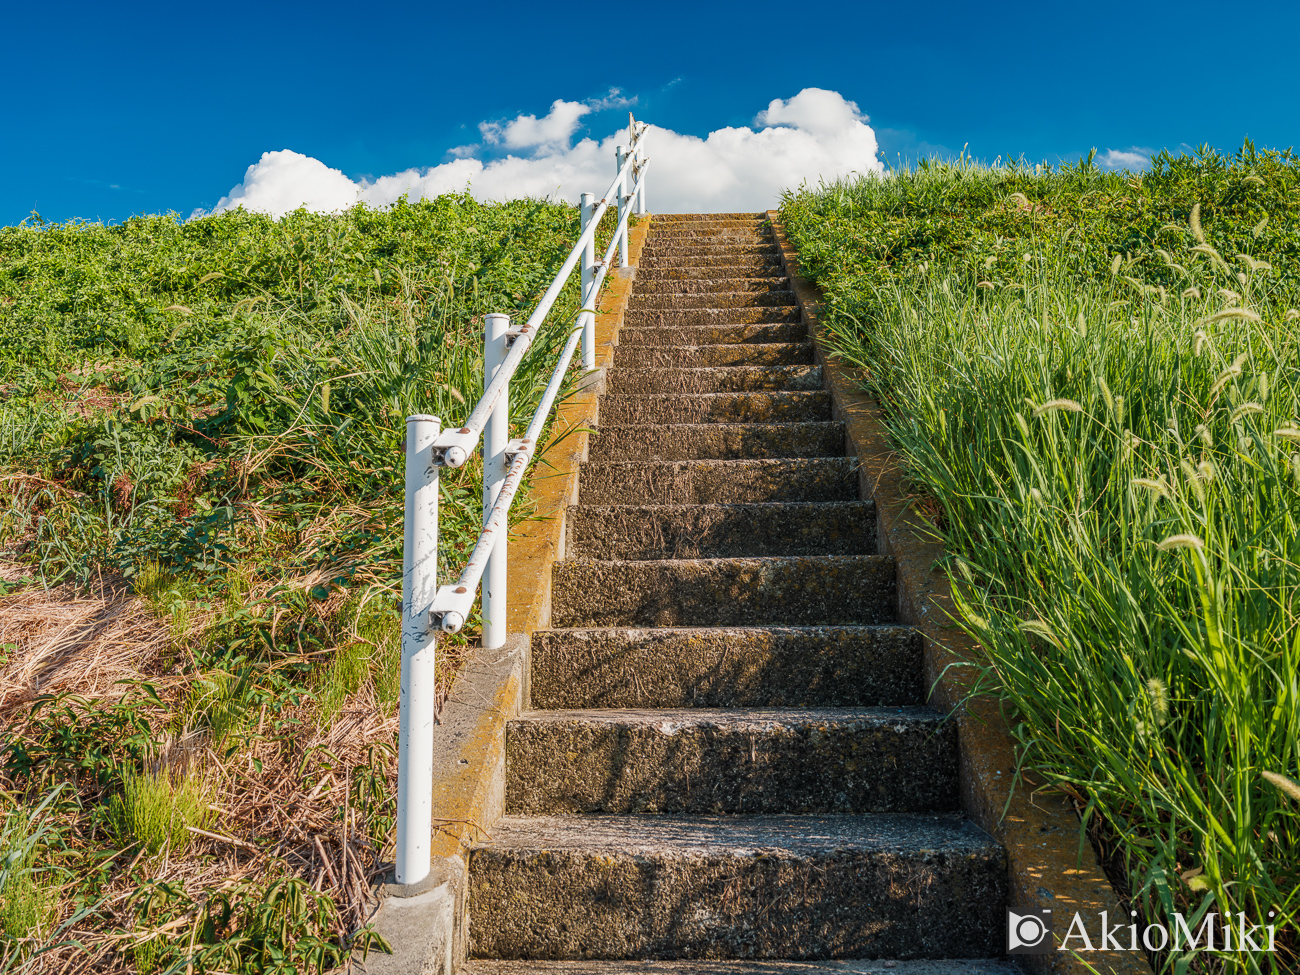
5, 0, 1299, 224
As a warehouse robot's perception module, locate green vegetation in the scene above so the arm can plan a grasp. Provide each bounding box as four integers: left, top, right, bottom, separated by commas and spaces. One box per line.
110, 766, 211, 856
781, 146, 1300, 973
0, 195, 607, 970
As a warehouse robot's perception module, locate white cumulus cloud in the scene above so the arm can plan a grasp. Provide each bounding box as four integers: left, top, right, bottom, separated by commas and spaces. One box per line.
1099, 147, 1153, 171
479, 98, 592, 150
201, 88, 883, 219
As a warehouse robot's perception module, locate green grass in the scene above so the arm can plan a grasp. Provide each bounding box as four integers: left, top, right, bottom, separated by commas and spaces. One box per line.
781, 145, 1300, 973
111, 766, 211, 856
0, 194, 615, 971
0, 787, 74, 964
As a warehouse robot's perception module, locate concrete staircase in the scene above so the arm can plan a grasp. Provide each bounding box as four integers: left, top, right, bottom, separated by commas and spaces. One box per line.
463, 215, 1015, 973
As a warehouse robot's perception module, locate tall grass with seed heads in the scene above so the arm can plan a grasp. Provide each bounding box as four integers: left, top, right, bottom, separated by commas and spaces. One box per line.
782, 145, 1300, 973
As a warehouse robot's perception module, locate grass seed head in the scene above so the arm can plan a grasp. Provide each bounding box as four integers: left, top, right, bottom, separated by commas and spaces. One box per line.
1230, 402, 1265, 423
1191, 243, 1228, 271
1157, 533, 1205, 552
1190, 202, 1206, 243
1262, 771, 1300, 803
1146, 677, 1170, 726
1209, 354, 1248, 397
1238, 254, 1272, 272
1132, 477, 1172, 499
1033, 398, 1083, 417
1020, 619, 1064, 650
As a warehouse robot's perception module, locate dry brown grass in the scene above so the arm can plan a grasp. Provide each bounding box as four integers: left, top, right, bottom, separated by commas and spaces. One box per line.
0, 571, 170, 715
0, 565, 402, 973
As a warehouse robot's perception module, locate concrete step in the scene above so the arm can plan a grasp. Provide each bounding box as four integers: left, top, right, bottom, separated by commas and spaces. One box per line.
550, 554, 895, 627
566, 501, 874, 559
651, 222, 768, 233
468, 814, 1007, 960
589, 421, 845, 462
636, 277, 791, 296
600, 391, 832, 425
623, 307, 800, 328
638, 262, 782, 281
652, 228, 771, 241
530, 625, 924, 709
640, 254, 785, 271
506, 706, 956, 815
614, 343, 814, 369
619, 324, 804, 346
464, 962, 1021, 974
642, 243, 780, 259
630, 291, 797, 310
578, 458, 857, 505
655, 212, 767, 222
605, 365, 823, 395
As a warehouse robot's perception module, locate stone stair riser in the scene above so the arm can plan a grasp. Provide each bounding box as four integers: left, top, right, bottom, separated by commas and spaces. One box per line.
623, 308, 800, 328
599, 391, 831, 425
468, 815, 1007, 960
506, 707, 959, 814
619, 324, 804, 346
637, 262, 782, 280
566, 501, 874, 559
612, 344, 815, 369
589, 422, 845, 462
651, 229, 771, 240
637, 254, 783, 271
643, 244, 780, 258
636, 278, 792, 296
630, 292, 797, 310
550, 554, 896, 627
530, 626, 924, 709
464, 962, 1021, 973
576, 457, 858, 505
604, 365, 823, 395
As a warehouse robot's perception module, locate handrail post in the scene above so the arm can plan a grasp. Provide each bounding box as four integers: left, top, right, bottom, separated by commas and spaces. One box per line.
396, 413, 440, 886
634, 138, 647, 214
481, 312, 510, 650
580, 192, 597, 370
615, 146, 629, 269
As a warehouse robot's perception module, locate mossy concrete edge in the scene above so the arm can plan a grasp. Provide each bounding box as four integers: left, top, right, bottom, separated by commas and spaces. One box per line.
767, 211, 1149, 975
361, 217, 651, 974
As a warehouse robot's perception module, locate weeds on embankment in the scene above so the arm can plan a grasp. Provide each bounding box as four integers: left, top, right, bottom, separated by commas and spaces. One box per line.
0, 196, 610, 970
782, 145, 1300, 973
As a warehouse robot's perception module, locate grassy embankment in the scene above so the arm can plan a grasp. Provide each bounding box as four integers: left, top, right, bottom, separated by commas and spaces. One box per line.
781, 146, 1300, 973
0, 196, 604, 972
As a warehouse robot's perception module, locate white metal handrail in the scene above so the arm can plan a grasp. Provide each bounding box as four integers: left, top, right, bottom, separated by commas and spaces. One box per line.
395, 118, 649, 885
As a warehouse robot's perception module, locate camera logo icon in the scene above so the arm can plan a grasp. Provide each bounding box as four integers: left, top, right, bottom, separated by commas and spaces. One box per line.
1007, 908, 1054, 954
